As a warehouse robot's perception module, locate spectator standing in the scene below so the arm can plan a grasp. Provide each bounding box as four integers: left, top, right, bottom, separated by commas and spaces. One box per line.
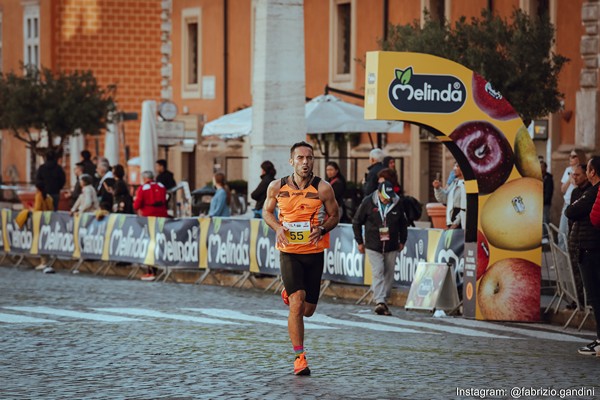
352, 180, 408, 316
363, 148, 385, 196
80, 150, 97, 186
32, 182, 55, 273
250, 160, 276, 219
111, 164, 134, 214
133, 171, 168, 218
325, 161, 348, 223
209, 172, 231, 217
70, 174, 99, 214
67, 162, 85, 208
559, 149, 587, 249
541, 160, 554, 242
432, 162, 466, 229
565, 156, 600, 356
133, 171, 169, 281
155, 159, 177, 190
96, 158, 114, 211
565, 163, 591, 309
35, 150, 66, 211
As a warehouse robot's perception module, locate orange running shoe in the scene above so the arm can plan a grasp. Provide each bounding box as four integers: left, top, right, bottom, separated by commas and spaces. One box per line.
281, 289, 289, 306
293, 352, 310, 376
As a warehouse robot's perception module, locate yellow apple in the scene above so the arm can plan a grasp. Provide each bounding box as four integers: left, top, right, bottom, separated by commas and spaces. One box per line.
481, 177, 542, 250
514, 126, 542, 180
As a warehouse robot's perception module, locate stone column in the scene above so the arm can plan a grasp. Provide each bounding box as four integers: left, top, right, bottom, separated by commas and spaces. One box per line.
576, 1, 600, 150
249, 0, 307, 207
160, 0, 173, 100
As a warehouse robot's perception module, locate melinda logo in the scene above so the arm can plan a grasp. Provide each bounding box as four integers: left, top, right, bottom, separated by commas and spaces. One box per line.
388, 67, 466, 113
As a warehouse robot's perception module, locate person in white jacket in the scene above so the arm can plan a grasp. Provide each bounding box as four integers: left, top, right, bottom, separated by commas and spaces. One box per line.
70, 174, 99, 214
432, 163, 466, 229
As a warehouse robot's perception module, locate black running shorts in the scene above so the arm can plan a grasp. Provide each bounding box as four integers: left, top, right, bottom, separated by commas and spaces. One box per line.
280, 251, 324, 304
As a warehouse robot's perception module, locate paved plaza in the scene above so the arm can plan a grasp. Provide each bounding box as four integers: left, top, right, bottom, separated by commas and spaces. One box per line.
0, 266, 598, 400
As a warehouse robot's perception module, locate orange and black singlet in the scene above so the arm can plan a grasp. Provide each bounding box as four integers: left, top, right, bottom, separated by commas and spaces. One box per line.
276, 175, 329, 254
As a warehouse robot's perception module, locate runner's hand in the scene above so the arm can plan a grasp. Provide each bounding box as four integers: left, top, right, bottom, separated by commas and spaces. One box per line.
276, 224, 289, 247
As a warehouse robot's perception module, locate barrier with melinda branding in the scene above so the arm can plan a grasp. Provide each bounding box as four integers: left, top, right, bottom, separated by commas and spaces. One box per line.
1, 209, 465, 290
365, 51, 543, 321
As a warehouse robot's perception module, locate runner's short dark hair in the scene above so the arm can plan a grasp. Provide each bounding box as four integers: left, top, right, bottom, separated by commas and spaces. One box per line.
290, 141, 313, 157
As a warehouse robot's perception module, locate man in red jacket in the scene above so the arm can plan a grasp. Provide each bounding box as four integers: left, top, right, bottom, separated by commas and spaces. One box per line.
133, 171, 169, 218
133, 171, 168, 281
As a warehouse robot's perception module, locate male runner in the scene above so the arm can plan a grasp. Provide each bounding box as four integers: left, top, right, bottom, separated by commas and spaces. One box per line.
263, 141, 339, 376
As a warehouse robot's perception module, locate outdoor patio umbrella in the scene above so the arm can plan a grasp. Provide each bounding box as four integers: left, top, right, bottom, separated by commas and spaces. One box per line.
139, 100, 158, 173
69, 132, 84, 186
104, 122, 119, 167
201, 94, 404, 139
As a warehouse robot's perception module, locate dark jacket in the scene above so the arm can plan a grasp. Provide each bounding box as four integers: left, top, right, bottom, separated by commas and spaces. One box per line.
156, 170, 177, 190
568, 181, 591, 232
542, 172, 553, 206
352, 192, 408, 253
35, 160, 66, 195
113, 179, 134, 214
363, 162, 385, 196
328, 175, 348, 223
565, 182, 600, 253
251, 173, 275, 210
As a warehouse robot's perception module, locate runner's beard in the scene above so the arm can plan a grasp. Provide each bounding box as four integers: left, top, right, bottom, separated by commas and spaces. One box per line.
295, 165, 312, 179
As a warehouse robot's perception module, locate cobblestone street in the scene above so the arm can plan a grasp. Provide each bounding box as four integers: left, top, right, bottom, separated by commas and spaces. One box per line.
0, 266, 598, 400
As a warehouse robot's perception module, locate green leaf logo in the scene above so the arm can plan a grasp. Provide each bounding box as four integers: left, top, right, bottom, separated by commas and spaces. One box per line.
213, 218, 221, 233
118, 215, 126, 229
82, 214, 89, 225
158, 217, 165, 233
262, 220, 269, 237
44, 212, 51, 225
400, 67, 413, 84
395, 68, 404, 80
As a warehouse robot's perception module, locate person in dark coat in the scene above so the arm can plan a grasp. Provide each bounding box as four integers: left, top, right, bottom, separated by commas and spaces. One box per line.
362, 148, 385, 196
325, 161, 348, 223
155, 159, 177, 190
565, 156, 600, 356
80, 150, 98, 186
35, 150, 66, 211
111, 164, 134, 214
352, 180, 408, 316
250, 160, 276, 218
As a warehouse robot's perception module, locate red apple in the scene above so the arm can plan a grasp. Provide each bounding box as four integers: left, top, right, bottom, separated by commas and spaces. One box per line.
472, 73, 519, 121
477, 258, 540, 321
476, 230, 490, 280
450, 121, 515, 194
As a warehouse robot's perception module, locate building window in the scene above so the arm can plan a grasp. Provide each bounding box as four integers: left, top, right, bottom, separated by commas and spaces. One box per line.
329, 0, 355, 89
23, 4, 40, 68
422, 0, 446, 24
181, 7, 202, 99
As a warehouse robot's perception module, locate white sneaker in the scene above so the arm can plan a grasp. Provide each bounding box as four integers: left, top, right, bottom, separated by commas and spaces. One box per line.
42, 266, 55, 274
35, 264, 47, 271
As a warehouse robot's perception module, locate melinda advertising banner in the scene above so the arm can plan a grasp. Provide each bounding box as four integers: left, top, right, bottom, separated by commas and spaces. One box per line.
151, 217, 200, 268
395, 228, 430, 287
249, 219, 280, 275
365, 51, 542, 321
3, 209, 34, 254
76, 213, 110, 261
105, 214, 151, 264
322, 224, 365, 286
35, 211, 75, 258
206, 218, 251, 272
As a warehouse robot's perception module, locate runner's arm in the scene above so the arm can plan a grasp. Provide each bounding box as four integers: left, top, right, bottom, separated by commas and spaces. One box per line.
262, 180, 289, 246
308, 180, 339, 243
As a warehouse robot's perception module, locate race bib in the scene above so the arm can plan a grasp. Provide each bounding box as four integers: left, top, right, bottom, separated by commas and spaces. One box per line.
283, 221, 311, 243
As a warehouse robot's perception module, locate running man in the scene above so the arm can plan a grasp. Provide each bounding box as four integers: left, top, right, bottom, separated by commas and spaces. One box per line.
263, 141, 339, 376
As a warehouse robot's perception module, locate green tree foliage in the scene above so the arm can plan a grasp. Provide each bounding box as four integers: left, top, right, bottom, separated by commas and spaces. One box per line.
0, 65, 115, 158
380, 9, 568, 124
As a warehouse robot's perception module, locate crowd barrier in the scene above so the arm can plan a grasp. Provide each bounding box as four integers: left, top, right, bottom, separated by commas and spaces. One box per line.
0, 209, 464, 288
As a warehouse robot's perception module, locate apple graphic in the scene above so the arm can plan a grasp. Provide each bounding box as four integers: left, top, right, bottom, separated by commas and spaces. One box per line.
472, 73, 519, 121
481, 177, 543, 250
514, 125, 543, 180
450, 121, 515, 194
477, 230, 490, 280
477, 257, 540, 321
